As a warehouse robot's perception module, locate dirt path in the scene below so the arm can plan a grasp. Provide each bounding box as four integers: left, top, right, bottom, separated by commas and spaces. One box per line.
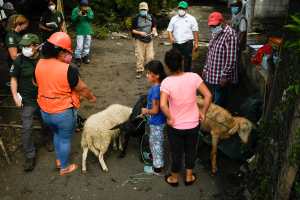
0, 4, 243, 200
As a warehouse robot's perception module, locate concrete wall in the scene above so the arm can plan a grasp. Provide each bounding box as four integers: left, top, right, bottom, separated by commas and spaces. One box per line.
254, 0, 290, 18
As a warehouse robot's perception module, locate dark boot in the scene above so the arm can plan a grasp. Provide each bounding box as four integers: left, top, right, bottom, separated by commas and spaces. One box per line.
45, 141, 54, 152
23, 157, 36, 172
75, 58, 82, 67
82, 55, 90, 64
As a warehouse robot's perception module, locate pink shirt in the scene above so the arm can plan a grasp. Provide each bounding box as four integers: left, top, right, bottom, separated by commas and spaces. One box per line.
160, 72, 203, 130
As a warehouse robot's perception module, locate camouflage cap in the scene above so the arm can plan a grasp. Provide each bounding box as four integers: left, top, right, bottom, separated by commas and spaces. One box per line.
19, 33, 40, 46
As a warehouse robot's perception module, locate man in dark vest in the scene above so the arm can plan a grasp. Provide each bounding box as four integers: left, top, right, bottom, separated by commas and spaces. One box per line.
132, 2, 157, 79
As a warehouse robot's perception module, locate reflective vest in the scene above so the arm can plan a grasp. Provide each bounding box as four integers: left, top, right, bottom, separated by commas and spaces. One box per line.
35, 58, 80, 113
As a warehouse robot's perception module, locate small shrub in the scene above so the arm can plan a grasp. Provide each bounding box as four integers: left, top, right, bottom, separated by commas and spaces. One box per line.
94, 26, 110, 40
123, 17, 133, 30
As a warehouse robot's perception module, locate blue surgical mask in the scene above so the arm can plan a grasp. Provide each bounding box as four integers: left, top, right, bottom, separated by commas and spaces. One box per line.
210, 25, 223, 35
231, 6, 240, 15
139, 10, 148, 17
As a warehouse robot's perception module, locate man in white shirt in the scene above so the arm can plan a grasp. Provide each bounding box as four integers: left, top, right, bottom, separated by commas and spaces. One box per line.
167, 1, 199, 72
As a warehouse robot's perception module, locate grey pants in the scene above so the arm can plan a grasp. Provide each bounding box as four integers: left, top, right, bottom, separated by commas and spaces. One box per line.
21, 105, 37, 159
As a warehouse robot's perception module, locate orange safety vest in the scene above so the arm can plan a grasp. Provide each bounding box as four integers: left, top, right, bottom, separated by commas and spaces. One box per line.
35, 58, 80, 113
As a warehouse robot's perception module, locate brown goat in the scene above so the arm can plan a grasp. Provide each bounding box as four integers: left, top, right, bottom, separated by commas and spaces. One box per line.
197, 96, 253, 174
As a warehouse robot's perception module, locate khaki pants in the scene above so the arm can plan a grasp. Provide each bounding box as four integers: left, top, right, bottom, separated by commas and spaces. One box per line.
135, 40, 154, 72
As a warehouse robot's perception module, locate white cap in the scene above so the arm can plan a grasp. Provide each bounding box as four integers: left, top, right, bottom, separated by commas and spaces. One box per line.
139, 2, 149, 10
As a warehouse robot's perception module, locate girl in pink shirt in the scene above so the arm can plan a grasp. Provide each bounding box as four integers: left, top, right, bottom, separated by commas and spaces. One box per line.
160, 48, 212, 187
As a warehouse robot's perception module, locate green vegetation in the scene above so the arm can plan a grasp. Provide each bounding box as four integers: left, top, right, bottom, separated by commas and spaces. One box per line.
284, 15, 300, 53
252, 13, 300, 200
64, 0, 177, 39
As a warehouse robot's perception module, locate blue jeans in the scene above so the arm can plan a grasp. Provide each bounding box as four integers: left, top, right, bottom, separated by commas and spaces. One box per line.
41, 108, 77, 169
75, 35, 92, 59
209, 84, 229, 107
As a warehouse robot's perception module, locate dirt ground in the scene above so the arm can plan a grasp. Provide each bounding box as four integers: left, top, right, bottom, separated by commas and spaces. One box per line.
0, 38, 222, 200
0, 4, 250, 200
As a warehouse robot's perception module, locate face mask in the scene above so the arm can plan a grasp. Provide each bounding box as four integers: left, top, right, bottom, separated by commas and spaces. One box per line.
231, 6, 240, 15
63, 53, 73, 64
139, 10, 148, 17
49, 5, 56, 11
178, 9, 186, 17
210, 25, 223, 35
22, 47, 34, 57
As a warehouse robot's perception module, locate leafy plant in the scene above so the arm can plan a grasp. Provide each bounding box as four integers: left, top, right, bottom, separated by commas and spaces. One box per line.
284, 15, 300, 52
94, 26, 110, 40
65, 0, 176, 29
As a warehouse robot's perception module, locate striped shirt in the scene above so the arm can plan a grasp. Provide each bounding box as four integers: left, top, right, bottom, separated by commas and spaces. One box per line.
203, 25, 238, 85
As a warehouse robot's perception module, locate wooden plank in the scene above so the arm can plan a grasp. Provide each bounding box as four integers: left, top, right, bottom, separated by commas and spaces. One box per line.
0, 124, 42, 129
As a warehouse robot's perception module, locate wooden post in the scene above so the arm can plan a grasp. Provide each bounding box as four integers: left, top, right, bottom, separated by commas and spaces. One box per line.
57, 0, 67, 33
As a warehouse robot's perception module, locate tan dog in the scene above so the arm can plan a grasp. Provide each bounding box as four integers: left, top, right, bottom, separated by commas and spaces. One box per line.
197, 96, 253, 174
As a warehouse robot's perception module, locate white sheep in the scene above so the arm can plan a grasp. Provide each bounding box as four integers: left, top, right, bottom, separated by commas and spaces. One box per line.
81, 104, 132, 173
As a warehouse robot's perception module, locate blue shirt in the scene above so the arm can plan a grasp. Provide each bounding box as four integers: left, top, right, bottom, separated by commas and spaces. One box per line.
147, 85, 166, 125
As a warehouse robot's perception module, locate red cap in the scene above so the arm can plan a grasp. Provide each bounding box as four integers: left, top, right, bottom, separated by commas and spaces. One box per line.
208, 12, 224, 26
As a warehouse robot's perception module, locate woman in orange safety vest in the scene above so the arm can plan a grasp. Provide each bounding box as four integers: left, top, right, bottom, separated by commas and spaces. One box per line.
35, 32, 96, 176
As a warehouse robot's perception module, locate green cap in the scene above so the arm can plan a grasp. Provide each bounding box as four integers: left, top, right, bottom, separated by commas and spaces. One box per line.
19, 33, 40, 46
178, 1, 188, 9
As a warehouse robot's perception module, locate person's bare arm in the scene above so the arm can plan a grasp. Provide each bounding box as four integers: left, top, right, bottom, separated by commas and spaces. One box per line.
8, 47, 18, 61
160, 91, 174, 125
39, 23, 53, 32
142, 99, 159, 115
197, 82, 212, 122
10, 77, 22, 107
74, 78, 96, 103
193, 31, 199, 51
132, 29, 147, 37
152, 27, 158, 36
168, 31, 175, 44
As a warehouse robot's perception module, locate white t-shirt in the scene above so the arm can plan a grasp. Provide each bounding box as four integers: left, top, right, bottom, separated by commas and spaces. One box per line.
0, 0, 7, 21
167, 14, 199, 44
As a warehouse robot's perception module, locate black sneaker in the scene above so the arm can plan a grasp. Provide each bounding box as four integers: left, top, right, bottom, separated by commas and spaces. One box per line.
23, 157, 36, 172
153, 167, 164, 176
82, 56, 90, 64
136, 71, 143, 79
75, 58, 82, 67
